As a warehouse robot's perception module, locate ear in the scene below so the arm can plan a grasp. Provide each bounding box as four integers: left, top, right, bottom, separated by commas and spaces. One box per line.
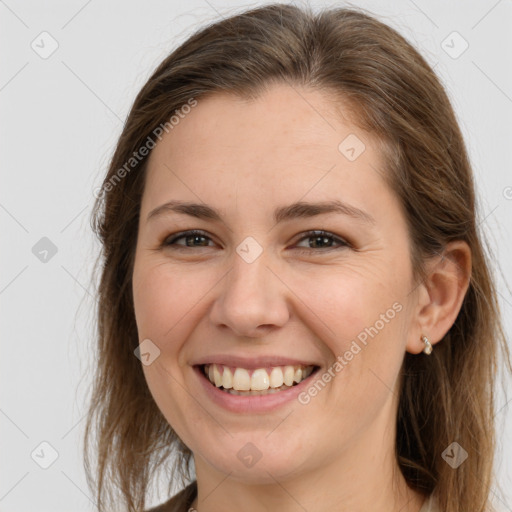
406, 241, 471, 354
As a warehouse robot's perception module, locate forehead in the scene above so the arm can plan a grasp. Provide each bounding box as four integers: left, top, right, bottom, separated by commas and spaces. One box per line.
150, 84, 369, 160
142, 83, 390, 217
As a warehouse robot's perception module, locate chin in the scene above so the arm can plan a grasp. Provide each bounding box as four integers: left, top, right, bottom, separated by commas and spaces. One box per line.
195, 436, 311, 483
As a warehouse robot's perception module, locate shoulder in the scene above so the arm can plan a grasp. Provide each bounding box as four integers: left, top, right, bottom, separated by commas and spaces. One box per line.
145, 481, 197, 512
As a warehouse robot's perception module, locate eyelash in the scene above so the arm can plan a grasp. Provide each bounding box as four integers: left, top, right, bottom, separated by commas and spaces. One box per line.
162, 229, 351, 253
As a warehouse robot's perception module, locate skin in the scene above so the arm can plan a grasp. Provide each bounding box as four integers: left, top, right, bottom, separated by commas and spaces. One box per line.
132, 83, 471, 512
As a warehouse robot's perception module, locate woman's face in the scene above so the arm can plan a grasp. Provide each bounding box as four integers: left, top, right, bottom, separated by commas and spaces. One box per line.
132, 83, 421, 484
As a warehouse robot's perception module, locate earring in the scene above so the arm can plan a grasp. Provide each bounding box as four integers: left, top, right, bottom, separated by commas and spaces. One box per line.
421, 335, 433, 355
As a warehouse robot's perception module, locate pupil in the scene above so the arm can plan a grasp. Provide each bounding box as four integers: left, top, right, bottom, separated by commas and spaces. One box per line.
188, 235, 207, 246
311, 236, 330, 248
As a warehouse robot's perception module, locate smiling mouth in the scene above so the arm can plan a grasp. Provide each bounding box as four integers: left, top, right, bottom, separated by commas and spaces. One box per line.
200, 363, 319, 395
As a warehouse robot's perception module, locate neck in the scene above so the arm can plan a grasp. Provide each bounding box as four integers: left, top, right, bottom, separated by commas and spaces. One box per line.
191, 467, 424, 512
189, 399, 426, 512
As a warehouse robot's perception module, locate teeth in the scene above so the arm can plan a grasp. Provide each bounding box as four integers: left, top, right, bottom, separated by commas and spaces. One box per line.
213, 365, 222, 387
269, 367, 284, 388
233, 367, 251, 391
303, 366, 313, 379
251, 368, 270, 391
204, 363, 315, 392
222, 366, 233, 389
226, 387, 289, 395
283, 366, 295, 386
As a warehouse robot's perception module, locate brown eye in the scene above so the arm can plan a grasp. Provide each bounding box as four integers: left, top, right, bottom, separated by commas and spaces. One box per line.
294, 230, 350, 251
164, 230, 215, 248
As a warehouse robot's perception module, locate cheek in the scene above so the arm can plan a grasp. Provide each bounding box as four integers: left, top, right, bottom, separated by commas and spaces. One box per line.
132, 258, 222, 357
141, 360, 204, 451
133, 260, 189, 331
294, 264, 410, 410
296, 264, 405, 352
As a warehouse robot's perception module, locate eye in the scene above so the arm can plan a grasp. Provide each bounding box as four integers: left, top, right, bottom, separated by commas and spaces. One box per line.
293, 230, 350, 252
163, 229, 216, 249
161, 229, 351, 252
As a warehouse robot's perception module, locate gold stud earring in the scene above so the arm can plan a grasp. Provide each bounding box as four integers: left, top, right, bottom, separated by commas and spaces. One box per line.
421, 335, 433, 355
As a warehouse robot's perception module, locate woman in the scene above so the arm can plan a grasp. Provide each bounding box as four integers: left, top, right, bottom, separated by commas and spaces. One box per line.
84, 4, 511, 512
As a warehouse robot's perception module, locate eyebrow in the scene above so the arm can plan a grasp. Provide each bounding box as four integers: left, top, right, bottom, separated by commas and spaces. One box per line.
146, 199, 375, 225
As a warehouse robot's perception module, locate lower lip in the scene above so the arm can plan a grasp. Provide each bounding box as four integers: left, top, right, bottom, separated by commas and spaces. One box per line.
193, 365, 320, 413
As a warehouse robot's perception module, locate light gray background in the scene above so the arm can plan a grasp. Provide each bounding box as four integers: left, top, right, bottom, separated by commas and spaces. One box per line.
1, 0, 511, 511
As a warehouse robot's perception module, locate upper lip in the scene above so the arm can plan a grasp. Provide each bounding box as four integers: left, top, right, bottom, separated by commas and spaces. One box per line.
192, 355, 320, 369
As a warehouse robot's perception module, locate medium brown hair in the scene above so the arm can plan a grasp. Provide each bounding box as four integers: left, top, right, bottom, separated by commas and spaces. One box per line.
84, 4, 511, 512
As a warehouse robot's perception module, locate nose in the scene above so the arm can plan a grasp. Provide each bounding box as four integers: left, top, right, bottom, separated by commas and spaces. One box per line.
209, 249, 290, 339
